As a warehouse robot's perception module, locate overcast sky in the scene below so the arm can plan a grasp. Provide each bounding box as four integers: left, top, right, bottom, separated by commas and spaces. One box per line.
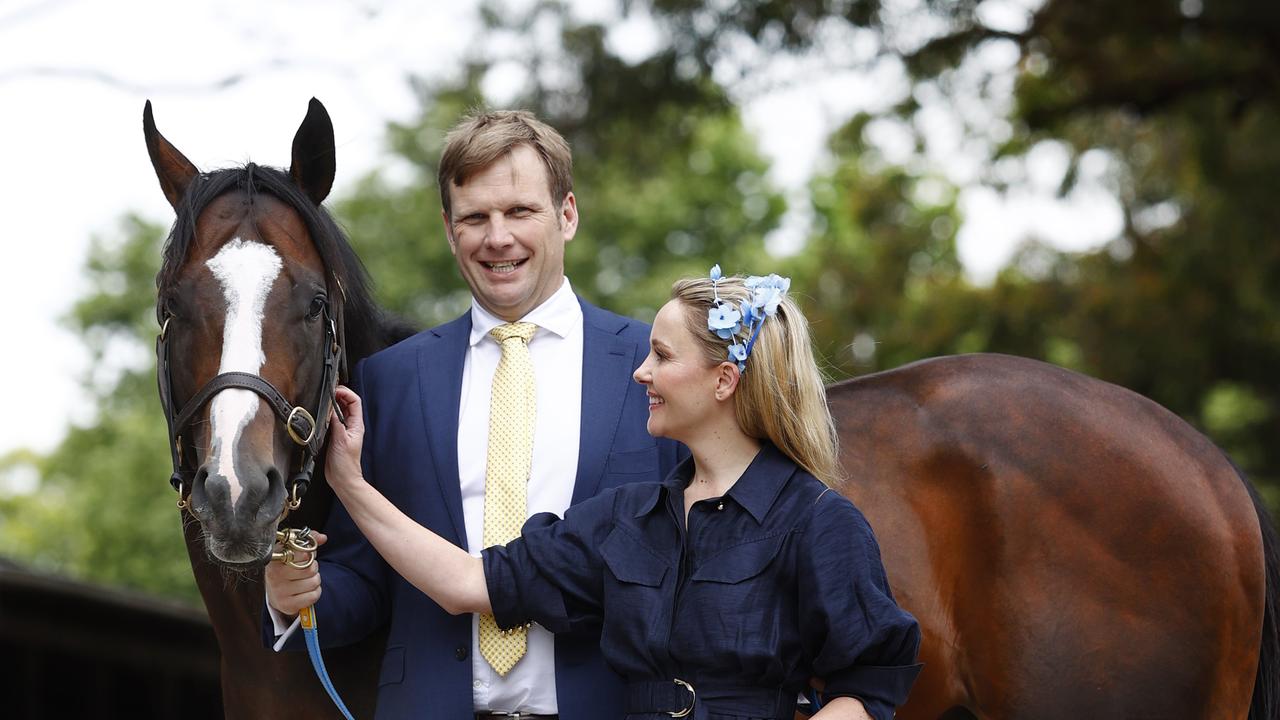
0, 0, 1120, 459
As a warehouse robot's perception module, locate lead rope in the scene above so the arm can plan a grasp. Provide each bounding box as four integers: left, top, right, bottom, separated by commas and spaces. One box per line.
276, 527, 356, 720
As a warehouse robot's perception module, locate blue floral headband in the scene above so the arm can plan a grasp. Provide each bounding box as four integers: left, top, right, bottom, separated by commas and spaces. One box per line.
706, 264, 791, 371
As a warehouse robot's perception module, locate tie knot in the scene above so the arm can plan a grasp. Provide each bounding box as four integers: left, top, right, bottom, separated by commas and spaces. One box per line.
491, 321, 538, 346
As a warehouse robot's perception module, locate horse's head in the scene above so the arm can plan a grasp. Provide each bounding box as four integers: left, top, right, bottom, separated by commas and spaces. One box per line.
145, 100, 347, 566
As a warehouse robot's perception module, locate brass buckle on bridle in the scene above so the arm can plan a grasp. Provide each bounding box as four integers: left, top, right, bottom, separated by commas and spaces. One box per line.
272, 526, 317, 568
286, 406, 316, 446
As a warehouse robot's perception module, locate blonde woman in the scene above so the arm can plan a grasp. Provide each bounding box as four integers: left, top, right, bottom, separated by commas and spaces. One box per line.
269, 268, 921, 720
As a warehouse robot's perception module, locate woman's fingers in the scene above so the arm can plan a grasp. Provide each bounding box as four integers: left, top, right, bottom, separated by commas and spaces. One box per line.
334, 385, 364, 435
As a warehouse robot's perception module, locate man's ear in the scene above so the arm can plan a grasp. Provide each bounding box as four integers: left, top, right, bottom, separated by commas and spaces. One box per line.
559, 191, 579, 242
714, 361, 742, 402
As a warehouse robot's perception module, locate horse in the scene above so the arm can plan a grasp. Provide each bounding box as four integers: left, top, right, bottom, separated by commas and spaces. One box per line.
143, 98, 413, 719
829, 353, 1278, 719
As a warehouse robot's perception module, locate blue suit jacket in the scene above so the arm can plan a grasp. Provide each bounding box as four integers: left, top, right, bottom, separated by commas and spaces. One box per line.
278, 297, 682, 719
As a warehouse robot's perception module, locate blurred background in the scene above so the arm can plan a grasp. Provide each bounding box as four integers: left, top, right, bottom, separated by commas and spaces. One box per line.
1, 0, 1277, 604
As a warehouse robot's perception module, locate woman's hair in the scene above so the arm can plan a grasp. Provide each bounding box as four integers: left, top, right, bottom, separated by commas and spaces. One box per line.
670, 276, 844, 487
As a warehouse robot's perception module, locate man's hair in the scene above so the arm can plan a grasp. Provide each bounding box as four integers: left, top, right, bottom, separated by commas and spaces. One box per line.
437, 110, 574, 219
670, 276, 843, 488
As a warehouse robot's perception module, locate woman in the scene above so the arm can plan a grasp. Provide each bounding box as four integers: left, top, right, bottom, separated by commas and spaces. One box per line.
270, 269, 921, 719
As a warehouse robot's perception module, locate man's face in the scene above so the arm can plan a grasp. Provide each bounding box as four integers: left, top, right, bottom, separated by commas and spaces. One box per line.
443, 144, 577, 322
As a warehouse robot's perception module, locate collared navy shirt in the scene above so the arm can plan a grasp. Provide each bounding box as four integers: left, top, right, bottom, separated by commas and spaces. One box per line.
483, 444, 922, 720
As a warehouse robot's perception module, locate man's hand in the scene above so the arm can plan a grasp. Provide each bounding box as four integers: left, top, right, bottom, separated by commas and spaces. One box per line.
265, 531, 328, 616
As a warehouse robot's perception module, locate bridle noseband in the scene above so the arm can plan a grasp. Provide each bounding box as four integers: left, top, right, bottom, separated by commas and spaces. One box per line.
156, 286, 345, 519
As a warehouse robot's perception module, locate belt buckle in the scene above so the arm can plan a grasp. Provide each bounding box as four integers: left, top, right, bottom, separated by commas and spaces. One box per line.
668, 678, 695, 718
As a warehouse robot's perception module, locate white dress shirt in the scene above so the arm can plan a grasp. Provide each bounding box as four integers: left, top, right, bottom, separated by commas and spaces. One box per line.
461, 277, 582, 714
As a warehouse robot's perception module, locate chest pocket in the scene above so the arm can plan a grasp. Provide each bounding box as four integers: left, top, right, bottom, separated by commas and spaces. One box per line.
600, 527, 669, 586
691, 533, 788, 584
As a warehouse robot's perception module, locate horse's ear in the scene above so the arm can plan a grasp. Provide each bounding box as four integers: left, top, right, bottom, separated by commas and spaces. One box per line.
290, 98, 336, 205
143, 100, 200, 209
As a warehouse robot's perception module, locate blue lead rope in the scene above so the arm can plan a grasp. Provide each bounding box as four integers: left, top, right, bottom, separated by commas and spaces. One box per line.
300, 605, 356, 720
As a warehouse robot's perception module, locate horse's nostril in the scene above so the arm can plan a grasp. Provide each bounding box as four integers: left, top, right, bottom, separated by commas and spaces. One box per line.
266, 466, 282, 492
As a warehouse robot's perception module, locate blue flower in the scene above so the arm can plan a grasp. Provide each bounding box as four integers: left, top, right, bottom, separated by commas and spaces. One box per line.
707, 301, 742, 339
745, 273, 790, 292
753, 286, 784, 316
738, 299, 756, 325
709, 264, 723, 281
728, 342, 748, 363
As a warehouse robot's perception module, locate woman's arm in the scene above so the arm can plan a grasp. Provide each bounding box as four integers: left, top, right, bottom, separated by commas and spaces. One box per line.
811, 696, 872, 719
324, 385, 490, 616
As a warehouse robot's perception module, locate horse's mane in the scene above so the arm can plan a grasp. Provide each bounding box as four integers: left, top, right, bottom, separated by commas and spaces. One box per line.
155, 163, 415, 364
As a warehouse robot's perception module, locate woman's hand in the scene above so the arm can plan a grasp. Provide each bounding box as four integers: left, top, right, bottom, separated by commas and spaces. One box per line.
264, 531, 328, 617
326, 385, 366, 494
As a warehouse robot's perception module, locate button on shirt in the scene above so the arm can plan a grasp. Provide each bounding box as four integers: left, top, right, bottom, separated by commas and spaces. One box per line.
460, 278, 583, 714
483, 444, 922, 720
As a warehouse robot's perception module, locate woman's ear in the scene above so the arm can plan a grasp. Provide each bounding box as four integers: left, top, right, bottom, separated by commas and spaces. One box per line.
714, 361, 742, 402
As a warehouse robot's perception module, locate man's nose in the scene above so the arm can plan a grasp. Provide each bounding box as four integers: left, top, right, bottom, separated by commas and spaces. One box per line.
484, 213, 514, 248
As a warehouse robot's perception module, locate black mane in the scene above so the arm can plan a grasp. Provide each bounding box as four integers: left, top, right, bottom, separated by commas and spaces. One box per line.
156, 163, 414, 366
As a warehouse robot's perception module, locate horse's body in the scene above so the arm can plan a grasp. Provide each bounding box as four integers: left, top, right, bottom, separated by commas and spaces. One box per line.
830, 353, 1278, 719
144, 100, 411, 718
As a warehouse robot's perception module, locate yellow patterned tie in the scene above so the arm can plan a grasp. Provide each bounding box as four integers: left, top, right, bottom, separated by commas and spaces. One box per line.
479, 321, 538, 676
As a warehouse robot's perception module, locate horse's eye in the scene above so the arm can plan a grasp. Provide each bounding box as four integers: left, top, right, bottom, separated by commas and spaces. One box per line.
307, 295, 327, 320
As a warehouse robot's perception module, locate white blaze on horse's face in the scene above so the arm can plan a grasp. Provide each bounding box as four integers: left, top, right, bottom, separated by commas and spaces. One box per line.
205, 238, 283, 508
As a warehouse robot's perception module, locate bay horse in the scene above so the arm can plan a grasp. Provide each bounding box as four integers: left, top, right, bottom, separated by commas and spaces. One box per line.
829, 353, 1278, 719
143, 99, 412, 718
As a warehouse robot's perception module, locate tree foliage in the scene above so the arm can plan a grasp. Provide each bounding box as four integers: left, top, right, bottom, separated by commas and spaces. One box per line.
4, 0, 1277, 597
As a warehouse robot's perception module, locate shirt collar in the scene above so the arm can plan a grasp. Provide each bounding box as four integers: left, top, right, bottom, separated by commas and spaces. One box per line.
724, 444, 796, 523
635, 443, 798, 524
468, 276, 580, 347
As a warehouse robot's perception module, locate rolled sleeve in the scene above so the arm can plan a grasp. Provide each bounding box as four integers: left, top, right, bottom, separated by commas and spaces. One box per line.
481, 489, 620, 635
800, 494, 922, 720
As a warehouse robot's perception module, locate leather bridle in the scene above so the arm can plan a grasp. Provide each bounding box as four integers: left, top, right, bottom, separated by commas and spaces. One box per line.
156, 279, 346, 517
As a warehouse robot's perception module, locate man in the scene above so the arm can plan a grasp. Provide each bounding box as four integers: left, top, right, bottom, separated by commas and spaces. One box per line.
265, 111, 682, 718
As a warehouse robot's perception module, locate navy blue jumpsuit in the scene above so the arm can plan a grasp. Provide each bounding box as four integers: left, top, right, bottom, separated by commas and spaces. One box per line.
483, 444, 922, 720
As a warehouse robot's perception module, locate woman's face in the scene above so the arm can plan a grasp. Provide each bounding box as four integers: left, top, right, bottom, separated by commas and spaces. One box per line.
633, 300, 727, 443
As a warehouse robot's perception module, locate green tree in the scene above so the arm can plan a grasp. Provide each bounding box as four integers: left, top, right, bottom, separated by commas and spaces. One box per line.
0, 5, 786, 597
341, 8, 784, 327
631, 0, 1280, 493
0, 216, 197, 600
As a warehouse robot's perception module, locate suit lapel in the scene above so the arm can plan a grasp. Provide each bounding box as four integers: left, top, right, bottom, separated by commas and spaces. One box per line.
416, 314, 470, 546
572, 301, 637, 506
